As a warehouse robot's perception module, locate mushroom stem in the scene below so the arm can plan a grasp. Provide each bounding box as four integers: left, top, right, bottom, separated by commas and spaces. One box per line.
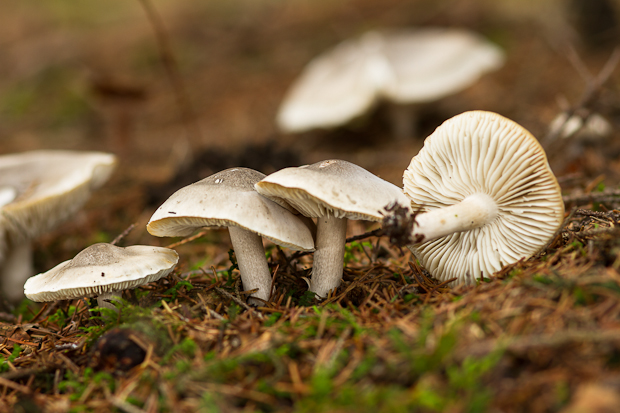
310, 215, 348, 298
97, 291, 122, 311
228, 226, 273, 305
388, 104, 418, 141
413, 193, 499, 243
1, 242, 34, 304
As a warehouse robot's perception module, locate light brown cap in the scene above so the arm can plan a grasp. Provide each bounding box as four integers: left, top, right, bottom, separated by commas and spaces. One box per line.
405, 111, 565, 283
24, 243, 179, 302
147, 168, 314, 251
255, 159, 411, 221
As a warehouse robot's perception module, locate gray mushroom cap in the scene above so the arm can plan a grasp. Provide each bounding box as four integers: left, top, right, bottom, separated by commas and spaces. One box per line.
255, 159, 411, 220
24, 243, 179, 302
404, 111, 565, 284
0, 150, 117, 242
147, 167, 314, 252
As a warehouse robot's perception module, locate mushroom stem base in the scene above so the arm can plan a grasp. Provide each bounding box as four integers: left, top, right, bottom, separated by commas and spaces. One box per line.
0, 242, 33, 304
228, 226, 273, 305
310, 215, 348, 298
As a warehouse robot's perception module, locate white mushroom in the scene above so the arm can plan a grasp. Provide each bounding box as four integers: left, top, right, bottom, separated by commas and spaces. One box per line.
0, 150, 117, 303
277, 28, 504, 138
147, 168, 315, 305
255, 160, 411, 298
548, 111, 612, 143
390, 111, 564, 284
24, 243, 179, 310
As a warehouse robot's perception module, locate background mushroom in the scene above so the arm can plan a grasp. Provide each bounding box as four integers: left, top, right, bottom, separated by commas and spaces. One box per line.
277, 27, 504, 139
255, 159, 411, 298
388, 111, 564, 284
24, 243, 179, 310
147, 168, 315, 305
0, 150, 117, 304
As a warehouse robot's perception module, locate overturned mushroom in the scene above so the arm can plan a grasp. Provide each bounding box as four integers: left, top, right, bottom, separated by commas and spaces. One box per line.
255, 159, 411, 298
385, 111, 565, 284
0, 150, 117, 303
24, 243, 179, 310
147, 168, 314, 305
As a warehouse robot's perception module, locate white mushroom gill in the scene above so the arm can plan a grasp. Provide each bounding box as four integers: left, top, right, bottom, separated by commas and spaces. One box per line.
404, 111, 564, 284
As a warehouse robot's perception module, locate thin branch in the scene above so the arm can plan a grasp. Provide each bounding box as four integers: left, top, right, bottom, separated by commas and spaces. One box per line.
136, 0, 201, 146
165, 230, 208, 249
110, 223, 136, 246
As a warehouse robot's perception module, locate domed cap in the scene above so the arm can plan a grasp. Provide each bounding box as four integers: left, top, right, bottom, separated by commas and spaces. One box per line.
0, 150, 117, 240
24, 243, 179, 302
255, 159, 411, 220
405, 111, 564, 283
147, 168, 314, 252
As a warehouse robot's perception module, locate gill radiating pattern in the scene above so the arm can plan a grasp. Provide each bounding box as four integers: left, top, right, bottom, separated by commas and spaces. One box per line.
404, 111, 564, 284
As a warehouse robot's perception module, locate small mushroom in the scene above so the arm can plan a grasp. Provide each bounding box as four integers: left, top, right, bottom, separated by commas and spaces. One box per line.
0, 150, 117, 303
24, 243, 179, 310
147, 168, 315, 305
387, 111, 564, 284
548, 111, 612, 143
255, 159, 411, 298
277, 28, 504, 139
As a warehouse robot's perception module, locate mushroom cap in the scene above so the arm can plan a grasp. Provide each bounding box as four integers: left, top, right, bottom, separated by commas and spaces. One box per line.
0, 150, 117, 241
405, 111, 564, 284
276, 28, 504, 133
147, 168, 315, 251
255, 159, 411, 221
379, 28, 504, 103
277, 32, 379, 133
24, 243, 179, 302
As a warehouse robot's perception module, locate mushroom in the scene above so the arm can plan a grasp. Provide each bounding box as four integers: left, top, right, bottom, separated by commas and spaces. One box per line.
0, 150, 117, 303
255, 159, 411, 298
147, 168, 315, 305
548, 111, 612, 143
277, 28, 504, 139
24, 243, 179, 310
387, 111, 564, 284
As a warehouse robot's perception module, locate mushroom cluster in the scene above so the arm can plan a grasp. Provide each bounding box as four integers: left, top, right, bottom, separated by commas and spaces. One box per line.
18, 111, 565, 311
277, 28, 504, 138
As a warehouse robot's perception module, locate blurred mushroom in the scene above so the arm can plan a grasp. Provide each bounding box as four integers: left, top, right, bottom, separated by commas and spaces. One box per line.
255, 159, 411, 298
277, 28, 504, 139
386, 111, 564, 284
548, 110, 612, 143
147, 168, 315, 305
24, 243, 178, 310
0, 150, 117, 304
